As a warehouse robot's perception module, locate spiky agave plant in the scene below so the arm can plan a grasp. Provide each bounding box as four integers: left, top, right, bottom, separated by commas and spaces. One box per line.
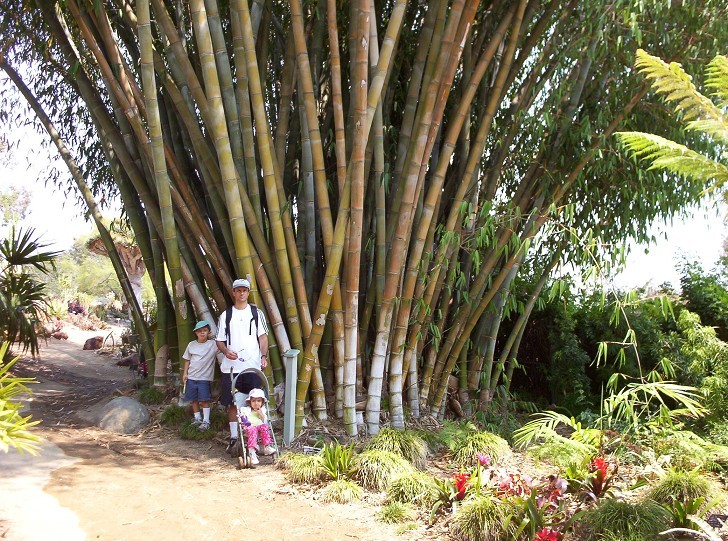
317, 440, 356, 480
318, 479, 363, 503
354, 449, 416, 491
366, 428, 429, 469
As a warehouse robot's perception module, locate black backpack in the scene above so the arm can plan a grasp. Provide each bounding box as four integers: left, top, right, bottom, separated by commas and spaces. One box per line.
224, 304, 260, 346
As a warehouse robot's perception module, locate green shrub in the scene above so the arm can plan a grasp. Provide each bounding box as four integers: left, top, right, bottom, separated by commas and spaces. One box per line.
451, 431, 510, 469
527, 434, 595, 469
577, 498, 670, 541
648, 468, 714, 504
318, 479, 363, 503
378, 501, 414, 524
650, 430, 726, 471
366, 428, 429, 469
451, 495, 517, 541
386, 471, 438, 508
160, 404, 186, 426
354, 450, 415, 491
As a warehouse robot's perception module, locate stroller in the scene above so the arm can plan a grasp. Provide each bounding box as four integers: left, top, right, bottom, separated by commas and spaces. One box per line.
229, 367, 279, 469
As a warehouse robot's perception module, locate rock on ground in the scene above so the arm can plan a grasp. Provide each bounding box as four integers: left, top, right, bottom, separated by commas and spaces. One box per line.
97, 396, 149, 434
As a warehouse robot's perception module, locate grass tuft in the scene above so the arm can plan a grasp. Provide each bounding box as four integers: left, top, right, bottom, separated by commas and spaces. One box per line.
648, 468, 715, 504
136, 386, 166, 405
451, 431, 511, 469
386, 471, 438, 508
318, 479, 363, 503
160, 404, 186, 426
279, 452, 326, 484
395, 522, 419, 534
577, 498, 670, 541
378, 501, 414, 524
451, 495, 517, 541
366, 428, 429, 469
354, 449, 416, 491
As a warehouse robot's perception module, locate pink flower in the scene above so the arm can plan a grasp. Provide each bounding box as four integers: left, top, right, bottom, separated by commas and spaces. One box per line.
476, 453, 492, 467
535, 527, 562, 541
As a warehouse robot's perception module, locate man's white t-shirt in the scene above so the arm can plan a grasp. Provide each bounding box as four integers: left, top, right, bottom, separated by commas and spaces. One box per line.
216, 305, 268, 373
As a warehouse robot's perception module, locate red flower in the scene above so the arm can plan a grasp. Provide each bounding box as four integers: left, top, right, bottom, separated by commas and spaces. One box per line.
453, 472, 470, 501
590, 457, 608, 477
535, 527, 562, 541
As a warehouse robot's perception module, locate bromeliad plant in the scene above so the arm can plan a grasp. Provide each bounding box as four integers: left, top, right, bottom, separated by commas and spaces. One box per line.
317, 440, 356, 481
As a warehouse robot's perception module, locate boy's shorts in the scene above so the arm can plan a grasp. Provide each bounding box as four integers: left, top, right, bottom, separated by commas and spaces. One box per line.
219, 372, 263, 406
184, 379, 212, 402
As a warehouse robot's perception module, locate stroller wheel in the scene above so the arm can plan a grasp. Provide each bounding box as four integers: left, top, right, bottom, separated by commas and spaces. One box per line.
237, 456, 245, 470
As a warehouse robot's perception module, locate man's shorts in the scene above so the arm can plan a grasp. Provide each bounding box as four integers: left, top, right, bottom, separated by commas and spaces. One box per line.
219, 372, 264, 406
184, 379, 212, 402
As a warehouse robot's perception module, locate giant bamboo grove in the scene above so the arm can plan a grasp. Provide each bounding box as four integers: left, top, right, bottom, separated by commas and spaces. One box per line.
0, 0, 725, 435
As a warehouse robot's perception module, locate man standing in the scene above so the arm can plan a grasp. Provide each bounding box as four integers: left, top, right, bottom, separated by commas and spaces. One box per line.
216, 278, 269, 453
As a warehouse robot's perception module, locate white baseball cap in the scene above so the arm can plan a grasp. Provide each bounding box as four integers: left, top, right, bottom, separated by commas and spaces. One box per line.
232, 278, 250, 290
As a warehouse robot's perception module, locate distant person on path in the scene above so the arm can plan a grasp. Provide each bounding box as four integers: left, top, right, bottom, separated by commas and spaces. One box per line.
240, 388, 276, 465
182, 320, 217, 431
68, 299, 85, 315
216, 278, 269, 453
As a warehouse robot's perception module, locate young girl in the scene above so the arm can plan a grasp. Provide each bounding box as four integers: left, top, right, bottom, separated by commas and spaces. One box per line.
241, 388, 276, 464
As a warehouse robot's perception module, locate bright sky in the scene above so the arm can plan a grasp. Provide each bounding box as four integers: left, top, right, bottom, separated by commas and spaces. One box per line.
2, 127, 725, 289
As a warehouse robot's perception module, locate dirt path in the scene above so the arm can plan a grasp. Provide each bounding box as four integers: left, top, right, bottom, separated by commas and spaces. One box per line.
3, 326, 415, 541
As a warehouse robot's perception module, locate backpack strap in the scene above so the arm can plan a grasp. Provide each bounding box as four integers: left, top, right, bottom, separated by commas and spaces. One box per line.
250, 304, 259, 344
225, 305, 233, 346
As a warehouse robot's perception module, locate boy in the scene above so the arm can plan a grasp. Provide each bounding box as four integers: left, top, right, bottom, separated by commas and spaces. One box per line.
182, 320, 217, 431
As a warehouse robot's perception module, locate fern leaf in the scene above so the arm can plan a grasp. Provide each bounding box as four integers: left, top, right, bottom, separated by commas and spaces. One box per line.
705, 54, 728, 106
635, 49, 728, 145
615, 132, 728, 188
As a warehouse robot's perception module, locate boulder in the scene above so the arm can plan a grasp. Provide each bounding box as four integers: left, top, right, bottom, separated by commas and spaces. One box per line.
97, 397, 149, 434
83, 336, 104, 350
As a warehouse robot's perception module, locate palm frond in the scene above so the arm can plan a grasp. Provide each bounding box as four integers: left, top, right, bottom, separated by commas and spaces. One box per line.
615, 132, 728, 188
512, 411, 577, 449
634, 49, 728, 145
705, 55, 728, 106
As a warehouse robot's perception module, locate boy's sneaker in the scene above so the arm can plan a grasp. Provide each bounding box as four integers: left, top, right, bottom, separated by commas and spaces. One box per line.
261, 445, 277, 456
249, 448, 259, 465
191, 418, 202, 427
225, 438, 238, 454
198, 421, 210, 431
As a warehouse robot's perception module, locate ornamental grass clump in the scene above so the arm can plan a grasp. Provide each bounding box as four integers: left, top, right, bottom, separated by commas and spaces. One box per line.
451, 431, 511, 469
648, 468, 715, 505
451, 494, 518, 541
278, 452, 326, 484
386, 471, 439, 508
318, 479, 363, 503
354, 449, 415, 491
366, 428, 429, 469
378, 501, 414, 524
577, 498, 670, 541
